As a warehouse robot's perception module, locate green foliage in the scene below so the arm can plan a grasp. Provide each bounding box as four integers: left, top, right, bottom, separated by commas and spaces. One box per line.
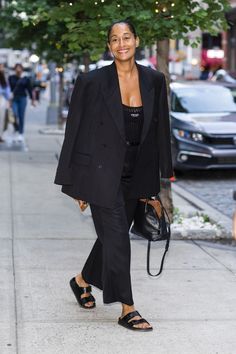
173, 207, 184, 224
195, 212, 211, 223
0, 0, 230, 62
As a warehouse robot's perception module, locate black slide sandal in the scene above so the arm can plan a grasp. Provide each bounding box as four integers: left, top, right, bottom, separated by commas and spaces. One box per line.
118, 310, 153, 331
70, 277, 96, 309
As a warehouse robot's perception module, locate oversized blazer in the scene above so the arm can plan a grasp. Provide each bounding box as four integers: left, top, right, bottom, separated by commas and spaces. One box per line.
54, 62, 173, 208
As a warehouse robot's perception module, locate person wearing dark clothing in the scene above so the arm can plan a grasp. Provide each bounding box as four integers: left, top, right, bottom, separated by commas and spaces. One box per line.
0, 64, 11, 142
55, 20, 173, 331
9, 63, 35, 142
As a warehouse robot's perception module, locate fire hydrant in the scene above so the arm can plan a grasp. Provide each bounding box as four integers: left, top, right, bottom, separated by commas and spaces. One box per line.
233, 191, 236, 240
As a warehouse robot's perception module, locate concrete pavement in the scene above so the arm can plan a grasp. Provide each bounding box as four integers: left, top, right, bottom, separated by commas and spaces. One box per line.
0, 97, 236, 354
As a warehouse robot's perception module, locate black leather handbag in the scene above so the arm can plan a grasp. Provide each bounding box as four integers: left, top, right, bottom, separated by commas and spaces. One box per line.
130, 196, 171, 277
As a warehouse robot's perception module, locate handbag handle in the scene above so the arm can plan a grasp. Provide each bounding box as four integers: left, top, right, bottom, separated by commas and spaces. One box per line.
141, 196, 171, 224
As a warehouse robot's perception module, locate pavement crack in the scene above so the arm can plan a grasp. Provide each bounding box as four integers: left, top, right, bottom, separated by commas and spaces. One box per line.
192, 240, 236, 276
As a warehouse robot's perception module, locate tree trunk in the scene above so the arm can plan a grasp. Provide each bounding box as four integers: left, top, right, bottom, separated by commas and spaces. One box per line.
156, 39, 170, 91
83, 52, 90, 73
156, 39, 174, 222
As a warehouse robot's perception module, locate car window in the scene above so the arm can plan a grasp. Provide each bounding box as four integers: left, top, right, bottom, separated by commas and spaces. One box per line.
228, 87, 236, 103
172, 86, 236, 113
171, 92, 187, 113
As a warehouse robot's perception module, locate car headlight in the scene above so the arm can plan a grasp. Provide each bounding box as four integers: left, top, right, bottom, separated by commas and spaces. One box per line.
173, 129, 204, 142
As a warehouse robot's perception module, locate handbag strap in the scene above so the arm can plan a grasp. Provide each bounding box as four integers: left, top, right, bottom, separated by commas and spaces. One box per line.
12, 77, 24, 96
147, 237, 170, 277
153, 196, 171, 224
145, 196, 171, 277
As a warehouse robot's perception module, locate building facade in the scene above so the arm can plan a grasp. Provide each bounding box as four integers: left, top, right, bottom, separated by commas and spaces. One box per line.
226, 1, 236, 75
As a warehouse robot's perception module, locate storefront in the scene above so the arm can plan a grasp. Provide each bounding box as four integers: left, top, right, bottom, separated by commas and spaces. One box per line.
226, 6, 236, 76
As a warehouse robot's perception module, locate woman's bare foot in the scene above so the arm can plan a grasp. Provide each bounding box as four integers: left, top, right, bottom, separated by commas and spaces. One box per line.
121, 304, 152, 329
75, 274, 94, 308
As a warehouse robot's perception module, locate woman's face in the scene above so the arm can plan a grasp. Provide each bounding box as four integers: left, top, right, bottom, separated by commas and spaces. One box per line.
108, 23, 139, 62
15, 65, 23, 75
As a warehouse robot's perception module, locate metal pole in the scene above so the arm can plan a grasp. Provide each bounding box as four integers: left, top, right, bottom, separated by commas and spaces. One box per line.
46, 61, 58, 125
233, 191, 236, 240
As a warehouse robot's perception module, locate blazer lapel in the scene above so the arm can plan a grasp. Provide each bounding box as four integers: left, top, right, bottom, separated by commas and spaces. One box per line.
102, 62, 155, 144
102, 62, 126, 142
137, 64, 155, 145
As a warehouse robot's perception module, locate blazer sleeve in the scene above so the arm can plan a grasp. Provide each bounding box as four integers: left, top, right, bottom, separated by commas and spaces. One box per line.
54, 74, 86, 185
158, 74, 173, 178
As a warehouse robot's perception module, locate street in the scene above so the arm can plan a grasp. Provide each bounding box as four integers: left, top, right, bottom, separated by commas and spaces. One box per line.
176, 170, 236, 219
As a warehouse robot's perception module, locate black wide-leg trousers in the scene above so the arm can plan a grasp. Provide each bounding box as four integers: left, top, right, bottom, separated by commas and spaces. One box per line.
81, 182, 138, 306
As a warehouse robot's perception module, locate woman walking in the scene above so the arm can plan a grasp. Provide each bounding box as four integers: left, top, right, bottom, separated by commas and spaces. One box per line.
55, 20, 173, 331
9, 63, 35, 142
0, 65, 11, 142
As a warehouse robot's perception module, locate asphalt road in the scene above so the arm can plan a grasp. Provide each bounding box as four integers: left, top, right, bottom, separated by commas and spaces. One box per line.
175, 169, 236, 219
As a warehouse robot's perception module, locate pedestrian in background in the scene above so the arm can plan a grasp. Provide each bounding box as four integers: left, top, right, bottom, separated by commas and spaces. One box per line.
55, 20, 173, 331
0, 64, 11, 143
9, 63, 35, 142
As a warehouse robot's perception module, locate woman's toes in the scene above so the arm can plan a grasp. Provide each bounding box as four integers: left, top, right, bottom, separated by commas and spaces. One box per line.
130, 316, 151, 329
134, 323, 150, 329
134, 321, 152, 329
144, 323, 152, 329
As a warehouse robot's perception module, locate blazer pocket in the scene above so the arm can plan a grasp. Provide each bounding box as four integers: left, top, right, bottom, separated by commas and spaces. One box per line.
72, 152, 91, 166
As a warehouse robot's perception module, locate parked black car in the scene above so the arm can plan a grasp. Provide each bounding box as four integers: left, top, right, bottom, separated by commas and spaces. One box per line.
170, 82, 236, 170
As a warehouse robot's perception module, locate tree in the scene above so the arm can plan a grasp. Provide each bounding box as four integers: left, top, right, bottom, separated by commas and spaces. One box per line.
0, 0, 229, 118
0, 0, 230, 66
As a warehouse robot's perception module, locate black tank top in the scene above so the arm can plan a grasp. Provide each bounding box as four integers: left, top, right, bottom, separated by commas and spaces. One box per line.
122, 104, 144, 144
121, 104, 144, 181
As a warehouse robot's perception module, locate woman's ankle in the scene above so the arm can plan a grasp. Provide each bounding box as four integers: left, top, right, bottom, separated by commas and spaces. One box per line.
122, 303, 135, 315
75, 273, 88, 286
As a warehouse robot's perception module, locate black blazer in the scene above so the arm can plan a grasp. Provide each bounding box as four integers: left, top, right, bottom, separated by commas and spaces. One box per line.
54, 62, 173, 208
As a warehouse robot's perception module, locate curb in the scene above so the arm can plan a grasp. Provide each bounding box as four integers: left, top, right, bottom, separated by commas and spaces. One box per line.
39, 128, 65, 135
172, 183, 232, 239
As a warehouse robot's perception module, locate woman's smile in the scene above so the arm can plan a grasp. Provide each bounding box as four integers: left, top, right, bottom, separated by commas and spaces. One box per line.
117, 48, 129, 54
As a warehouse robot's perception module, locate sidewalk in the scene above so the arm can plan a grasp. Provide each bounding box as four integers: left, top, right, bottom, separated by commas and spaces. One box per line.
0, 99, 236, 354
